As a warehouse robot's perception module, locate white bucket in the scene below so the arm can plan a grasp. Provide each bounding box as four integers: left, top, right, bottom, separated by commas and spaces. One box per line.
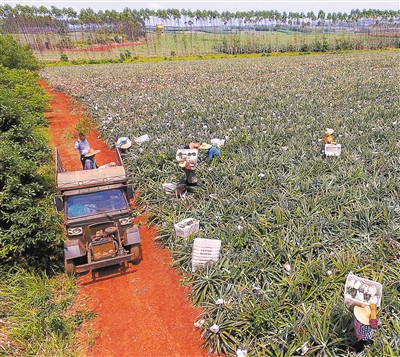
174, 218, 199, 238
176, 149, 198, 163
162, 183, 176, 194
191, 238, 221, 272
211, 138, 225, 147
325, 143, 341, 156
134, 134, 150, 145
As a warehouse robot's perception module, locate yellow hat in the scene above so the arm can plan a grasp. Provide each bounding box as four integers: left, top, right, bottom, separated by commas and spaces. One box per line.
354, 305, 371, 325
178, 161, 186, 168
200, 142, 212, 150
325, 128, 334, 136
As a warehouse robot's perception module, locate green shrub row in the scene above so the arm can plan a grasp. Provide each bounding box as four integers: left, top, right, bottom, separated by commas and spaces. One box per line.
0, 34, 64, 272
214, 36, 400, 55
0, 34, 86, 357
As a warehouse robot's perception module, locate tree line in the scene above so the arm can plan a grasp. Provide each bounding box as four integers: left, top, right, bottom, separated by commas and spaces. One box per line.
0, 5, 399, 52
1, 5, 399, 28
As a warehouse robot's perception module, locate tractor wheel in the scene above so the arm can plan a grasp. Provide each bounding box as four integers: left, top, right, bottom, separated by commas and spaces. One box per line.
65, 258, 76, 274
130, 244, 142, 261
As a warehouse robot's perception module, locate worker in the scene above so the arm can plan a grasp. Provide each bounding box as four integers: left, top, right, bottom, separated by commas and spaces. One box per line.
74, 132, 91, 168
353, 304, 379, 352
324, 128, 336, 144
184, 142, 200, 149
116, 137, 132, 155
178, 160, 198, 186
83, 148, 100, 170
175, 164, 196, 198
199, 142, 220, 161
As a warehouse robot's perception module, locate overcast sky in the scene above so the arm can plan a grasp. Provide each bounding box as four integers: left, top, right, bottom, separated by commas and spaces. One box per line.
1, 0, 399, 15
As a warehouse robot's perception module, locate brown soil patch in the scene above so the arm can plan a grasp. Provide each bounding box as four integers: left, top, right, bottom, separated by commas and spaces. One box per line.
40, 80, 209, 357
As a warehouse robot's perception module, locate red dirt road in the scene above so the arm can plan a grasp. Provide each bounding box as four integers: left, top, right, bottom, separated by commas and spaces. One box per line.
40, 81, 209, 357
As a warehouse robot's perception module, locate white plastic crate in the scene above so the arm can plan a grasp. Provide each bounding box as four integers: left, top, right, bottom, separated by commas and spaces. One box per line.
192, 238, 221, 272
176, 149, 198, 164
344, 272, 383, 308
211, 138, 225, 147
174, 218, 199, 238
162, 183, 176, 194
325, 144, 341, 157
134, 134, 150, 145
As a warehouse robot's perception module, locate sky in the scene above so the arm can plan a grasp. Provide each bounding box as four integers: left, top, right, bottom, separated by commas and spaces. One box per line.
1, 0, 399, 15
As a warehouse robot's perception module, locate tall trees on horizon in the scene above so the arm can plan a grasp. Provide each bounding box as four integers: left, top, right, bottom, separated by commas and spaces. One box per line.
0, 5, 398, 52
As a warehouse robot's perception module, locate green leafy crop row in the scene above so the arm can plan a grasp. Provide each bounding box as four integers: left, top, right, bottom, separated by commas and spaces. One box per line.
41, 50, 400, 356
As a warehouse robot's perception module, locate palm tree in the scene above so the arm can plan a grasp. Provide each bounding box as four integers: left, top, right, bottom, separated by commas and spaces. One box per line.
235, 11, 245, 50
208, 9, 220, 35
317, 10, 326, 32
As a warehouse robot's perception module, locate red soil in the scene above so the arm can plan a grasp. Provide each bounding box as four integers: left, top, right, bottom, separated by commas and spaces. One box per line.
40, 80, 209, 357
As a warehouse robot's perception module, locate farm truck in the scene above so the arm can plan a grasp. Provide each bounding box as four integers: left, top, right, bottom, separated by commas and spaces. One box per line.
54, 147, 141, 273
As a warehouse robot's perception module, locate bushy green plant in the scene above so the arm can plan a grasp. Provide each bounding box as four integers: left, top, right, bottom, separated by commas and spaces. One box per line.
0, 65, 63, 272
60, 53, 69, 62
73, 117, 95, 137
0, 34, 41, 71
124, 50, 132, 58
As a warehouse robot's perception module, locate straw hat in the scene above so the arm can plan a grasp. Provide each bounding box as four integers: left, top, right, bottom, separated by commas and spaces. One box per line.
188, 142, 200, 149
354, 305, 371, 326
325, 128, 334, 136
85, 148, 100, 157
117, 137, 132, 149
200, 142, 212, 150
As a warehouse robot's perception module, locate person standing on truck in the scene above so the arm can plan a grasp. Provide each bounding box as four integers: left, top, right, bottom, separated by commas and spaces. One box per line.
74, 132, 91, 168
83, 149, 100, 170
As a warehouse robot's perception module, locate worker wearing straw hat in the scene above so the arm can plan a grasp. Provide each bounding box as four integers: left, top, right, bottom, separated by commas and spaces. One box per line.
353, 304, 379, 352
324, 128, 337, 144
83, 149, 100, 170
116, 137, 132, 155
199, 142, 220, 161
74, 132, 101, 169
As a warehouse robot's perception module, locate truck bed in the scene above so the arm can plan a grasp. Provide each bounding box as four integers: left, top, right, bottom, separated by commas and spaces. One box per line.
56, 165, 128, 190
55, 147, 129, 191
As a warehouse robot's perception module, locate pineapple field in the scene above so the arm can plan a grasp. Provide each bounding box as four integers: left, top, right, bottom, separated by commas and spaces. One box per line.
41, 51, 400, 357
